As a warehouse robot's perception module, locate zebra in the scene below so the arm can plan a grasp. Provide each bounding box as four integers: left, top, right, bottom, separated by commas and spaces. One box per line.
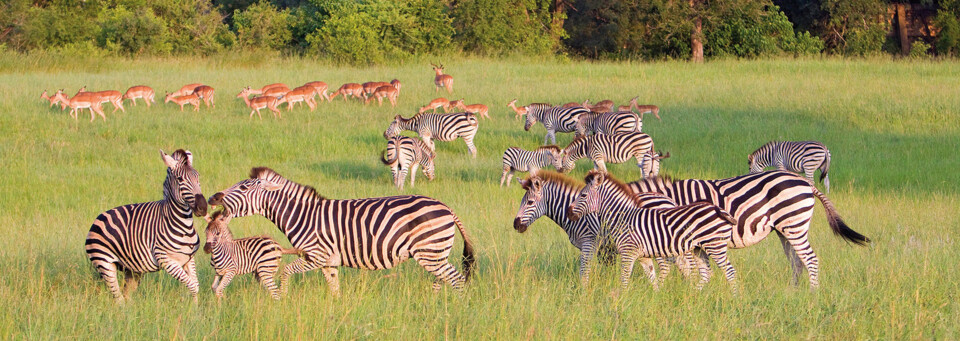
500, 145, 563, 187
523, 104, 588, 144
206, 167, 476, 295
85, 149, 208, 303
513, 170, 685, 285
384, 112, 479, 157
642, 150, 671, 178
557, 132, 654, 175
626, 170, 870, 288
568, 170, 738, 291
380, 135, 436, 190
574, 111, 643, 137
203, 210, 300, 300
748, 140, 832, 192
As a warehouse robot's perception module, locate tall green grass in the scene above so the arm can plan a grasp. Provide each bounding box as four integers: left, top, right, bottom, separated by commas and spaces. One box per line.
0, 55, 957, 339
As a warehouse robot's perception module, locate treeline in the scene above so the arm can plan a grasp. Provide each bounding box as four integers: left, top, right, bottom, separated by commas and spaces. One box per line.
2, 0, 959, 63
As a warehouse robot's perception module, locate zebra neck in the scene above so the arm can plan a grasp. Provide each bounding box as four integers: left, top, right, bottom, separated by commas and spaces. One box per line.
400, 117, 419, 131
161, 198, 195, 227
261, 188, 321, 237
542, 184, 581, 233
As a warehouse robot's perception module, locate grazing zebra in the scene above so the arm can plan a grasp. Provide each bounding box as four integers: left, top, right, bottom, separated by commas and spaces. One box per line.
574, 111, 643, 137
523, 104, 588, 144
568, 171, 738, 291
500, 145, 563, 187
384, 112, 479, 157
203, 210, 299, 300
380, 136, 436, 190
558, 132, 654, 175
642, 150, 670, 178
513, 171, 682, 285
627, 170, 870, 288
85, 149, 208, 303
748, 141, 832, 192
207, 168, 476, 295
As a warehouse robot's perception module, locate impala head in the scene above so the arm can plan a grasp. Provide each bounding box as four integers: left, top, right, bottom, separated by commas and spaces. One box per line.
207, 167, 286, 218
514, 174, 547, 233
629, 96, 639, 106
236, 87, 251, 99
203, 209, 233, 253
431, 63, 444, 72
568, 171, 605, 221
164, 92, 175, 103
451, 99, 465, 108
390, 79, 401, 93
581, 99, 590, 107
40, 90, 48, 99
161, 149, 207, 217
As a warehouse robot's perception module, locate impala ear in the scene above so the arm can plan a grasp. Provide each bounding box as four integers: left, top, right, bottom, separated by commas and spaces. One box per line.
160, 149, 178, 169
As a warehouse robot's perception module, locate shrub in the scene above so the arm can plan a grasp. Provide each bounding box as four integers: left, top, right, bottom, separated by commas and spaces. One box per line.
821, 0, 888, 56
452, 0, 565, 56
935, 0, 960, 56
909, 40, 931, 58
97, 6, 172, 56
233, 1, 292, 51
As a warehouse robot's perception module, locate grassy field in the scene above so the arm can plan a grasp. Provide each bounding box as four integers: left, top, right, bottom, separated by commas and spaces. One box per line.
1, 55, 958, 339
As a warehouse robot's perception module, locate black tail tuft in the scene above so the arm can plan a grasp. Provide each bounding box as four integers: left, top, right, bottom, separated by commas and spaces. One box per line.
812, 187, 870, 246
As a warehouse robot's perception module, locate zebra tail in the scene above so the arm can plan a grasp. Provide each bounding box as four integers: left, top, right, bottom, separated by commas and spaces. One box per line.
716, 208, 737, 226
380, 150, 397, 166
452, 214, 476, 281
811, 187, 870, 246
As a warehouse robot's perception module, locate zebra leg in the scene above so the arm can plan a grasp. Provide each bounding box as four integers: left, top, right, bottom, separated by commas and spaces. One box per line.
321, 267, 341, 297
279, 257, 323, 296
414, 252, 466, 293
655, 257, 671, 287
156, 252, 200, 302
214, 272, 235, 301
122, 270, 142, 299
776, 232, 804, 286
578, 240, 598, 286
594, 159, 607, 173
463, 135, 478, 158
92, 260, 124, 302
257, 260, 282, 300
701, 242, 738, 294
398, 166, 408, 190
410, 163, 419, 188
639, 258, 658, 289
782, 229, 820, 289
500, 168, 510, 187
211, 275, 222, 293
618, 250, 641, 290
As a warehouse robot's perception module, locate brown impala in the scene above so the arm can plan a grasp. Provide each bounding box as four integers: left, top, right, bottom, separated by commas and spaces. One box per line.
457, 102, 490, 120
164, 92, 200, 112
302, 81, 330, 102
419, 97, 450, 114
75, 86, 126, 113
362, 81, 391, 99
507, 99, 528, 120
54, 91, 106, 121
238, 87, 281, 119
365, 85, 399, 107
330, 83, 364, 101
123, 85, 155, 107
617, 96, 639, 112
171, 83, 203, 97
278, 85, 317, 111
40, 90, 62, 107
193, 85, 215, 108
431, 63, 453, 93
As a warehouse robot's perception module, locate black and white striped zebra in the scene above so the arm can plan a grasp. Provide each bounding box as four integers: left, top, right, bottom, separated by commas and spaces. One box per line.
85, 149, 208, 303
203, 210, 299, 300
568, 171, 738, 291
207, 167, 476, 295
380, 136, 436, 190
748, 140, 832, 192
627, 170, 870, 288
642, 150, 670, 178
384, 112, 479, 157
523, 104, 587, 144
574, 111, 642, 137
558, 132, 654, 175
500, 145, 563, 187
513, 171, 682, 285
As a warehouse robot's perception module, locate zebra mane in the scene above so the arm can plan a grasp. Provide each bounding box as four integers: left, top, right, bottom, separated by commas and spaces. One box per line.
584, 170, 645, 206
535, 145, 561, 153
249, 167, 327, 200
565, 135, 588, 150
209, 209, 227, 221
523, 170, 582, 190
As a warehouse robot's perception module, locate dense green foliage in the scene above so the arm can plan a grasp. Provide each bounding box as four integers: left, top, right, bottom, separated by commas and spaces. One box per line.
1, 56, 958, 339
451, 0, 566, 56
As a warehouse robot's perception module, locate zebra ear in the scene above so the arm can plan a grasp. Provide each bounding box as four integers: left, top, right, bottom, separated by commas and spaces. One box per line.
160, 149, 178, 169
185, 150, 194, 166
517, 178, 529, 189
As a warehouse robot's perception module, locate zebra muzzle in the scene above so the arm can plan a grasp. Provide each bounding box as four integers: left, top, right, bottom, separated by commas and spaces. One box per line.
207, 192, 224, 206
566, 206, 581, 221
203, 243, 213, 254
513, 218, 528, 233
193, 193, 208, 217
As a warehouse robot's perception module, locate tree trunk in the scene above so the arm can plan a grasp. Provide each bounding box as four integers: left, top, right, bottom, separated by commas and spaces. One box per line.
690, 0, 704, 63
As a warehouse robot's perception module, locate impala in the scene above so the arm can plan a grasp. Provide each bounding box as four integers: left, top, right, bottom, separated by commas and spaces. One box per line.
171, 83, 203, 97
302, 81, 330, 102
238, 87, 282, 119
362, 81, 390, 98
390, 79, 402, 96
365, 85, 399, 107
617, 97, 639, 112
75, 86, 125, 113
40, 90, 62, 107
582, 99, 614, 113
54, 91, 106, 121
330, 83, 364, 101
508, 99, 528, 120
193, 85, 215, 108
278, 85, 317, 111
634, 104, 661, 120
431, 63, 454, 93
456, 102, 490, 120
164, 92, 200, 112
419, 98, 449, 114
123, 85, 156, 107
561, 102, 582, 108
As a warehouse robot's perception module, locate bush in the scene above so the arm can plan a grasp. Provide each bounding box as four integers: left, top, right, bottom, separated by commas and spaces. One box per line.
909, 40, 931, 58
21, 1, 100, 50
151, 0, 235, 54
452, 0, 565, 56
935, 0, 960, 56
233, 1, 292, 51
97, 6, 172, 56
821, 0, 888, 56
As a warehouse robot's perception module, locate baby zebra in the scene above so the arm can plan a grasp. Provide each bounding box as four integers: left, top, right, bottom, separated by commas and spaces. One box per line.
204, 210, 299, 300
748, 140, 832, 192
500, 145, 563, 187
381, 136, 436, 190
568, 171, 738, 291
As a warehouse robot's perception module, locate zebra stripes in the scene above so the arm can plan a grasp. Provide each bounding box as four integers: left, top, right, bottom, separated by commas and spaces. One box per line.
203, 210, 298, 300
206, 167, 476, 295
558, 132, 654, 175
85, 149, 208, 303
749, 140, 832, 192
523, 104, 587, 144
568, 171, 738, 291
381, 136, 436, 190
500, 145, 563, 187
627, 170, 870, 288
385, 112, 479, 157
513, 171, 679, 285
574, 111, 643, 137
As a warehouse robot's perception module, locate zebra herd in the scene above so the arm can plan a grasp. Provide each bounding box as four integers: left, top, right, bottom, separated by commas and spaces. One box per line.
83, 87, 862, 303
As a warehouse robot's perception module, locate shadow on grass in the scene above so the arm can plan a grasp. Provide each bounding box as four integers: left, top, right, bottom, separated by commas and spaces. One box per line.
309, 160, 384, 181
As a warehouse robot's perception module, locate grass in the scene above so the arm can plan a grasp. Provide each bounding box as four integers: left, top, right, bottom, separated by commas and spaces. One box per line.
1, 54, 958, 339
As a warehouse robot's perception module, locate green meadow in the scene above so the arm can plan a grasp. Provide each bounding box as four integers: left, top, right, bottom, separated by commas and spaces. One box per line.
0, 55, 958, 339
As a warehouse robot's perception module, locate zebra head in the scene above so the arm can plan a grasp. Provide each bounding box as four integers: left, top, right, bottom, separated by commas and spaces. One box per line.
203, 210, 233, 253
558, 136, 587, 173
567, 171, 605, 221
384, 115, 405, 139
161, 149, 207, 217
513, 176, 547, 233
207, 167, 285, 218
523, 107, 538, 131
747, 152, 764, 173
